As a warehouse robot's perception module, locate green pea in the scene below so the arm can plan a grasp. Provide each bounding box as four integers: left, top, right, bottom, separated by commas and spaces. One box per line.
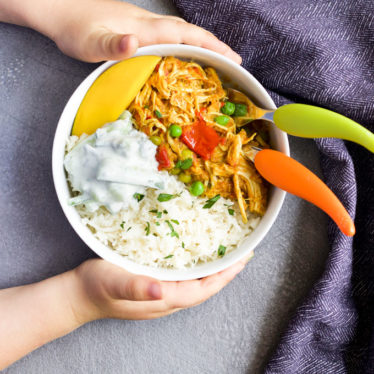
181, 158, 193, 170
170, 168, 181, 175
175, 158, 193, 170
190, 181, 204, 196
154, 109, 162, 118
221, 101, 235, 115
178, 173, 192, 183
233, 103, 248, 117
214, 115, 230, 126
169, 124, 182, 138
181, 149, 193, 160
149, 135, 162, 146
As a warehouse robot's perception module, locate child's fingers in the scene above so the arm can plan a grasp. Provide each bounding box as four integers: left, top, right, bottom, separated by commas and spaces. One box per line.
117, 34, 139, 57
102, 255, 250, 319
87, 31, 139, 62
161, 15, 187, 23
177, 23, 242, 64
159, 260, 246, 309
97, 260, 163, 302
109, 299, 182, 320
72, 18, 240, 64
113, 257, 248, 315
113, 275, 163, 301
139, 19, 241, 64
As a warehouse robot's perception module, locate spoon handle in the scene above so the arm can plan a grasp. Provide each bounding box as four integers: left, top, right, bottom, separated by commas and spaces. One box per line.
254, 149, 355, 236
274, 104, 374, 153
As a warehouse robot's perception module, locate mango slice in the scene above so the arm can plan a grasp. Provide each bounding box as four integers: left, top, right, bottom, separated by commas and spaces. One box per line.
72, 55, 161, 136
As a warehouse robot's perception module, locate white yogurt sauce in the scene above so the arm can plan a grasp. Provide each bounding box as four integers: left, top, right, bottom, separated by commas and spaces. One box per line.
64, 111, 168, 214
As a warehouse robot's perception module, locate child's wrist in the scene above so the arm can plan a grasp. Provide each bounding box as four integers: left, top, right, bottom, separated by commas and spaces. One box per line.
0, 0, 66, 42
62, 268, 101, 326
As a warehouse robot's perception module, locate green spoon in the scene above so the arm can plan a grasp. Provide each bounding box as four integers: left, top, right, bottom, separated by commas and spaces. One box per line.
227, 89, 374, 152
274, 104, 374, 152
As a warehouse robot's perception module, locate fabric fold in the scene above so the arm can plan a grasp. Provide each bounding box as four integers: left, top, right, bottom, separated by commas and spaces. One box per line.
173, 0, 374, 372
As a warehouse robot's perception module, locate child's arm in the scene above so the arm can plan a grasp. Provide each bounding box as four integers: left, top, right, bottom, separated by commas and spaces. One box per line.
0, 258, 247, 370
0, 0, 241, 63
0, 1, 244, 369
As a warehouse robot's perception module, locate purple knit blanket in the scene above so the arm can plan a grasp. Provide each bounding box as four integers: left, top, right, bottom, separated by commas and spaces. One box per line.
173, 1, 374, 372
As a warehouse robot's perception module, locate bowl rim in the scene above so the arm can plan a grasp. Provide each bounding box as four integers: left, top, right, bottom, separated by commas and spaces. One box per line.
52, 44, 289, 281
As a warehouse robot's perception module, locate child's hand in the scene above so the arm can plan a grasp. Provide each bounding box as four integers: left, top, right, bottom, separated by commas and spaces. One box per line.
0, 256, 249, 369
29, 0, 241, 64
70, 258, 249, 322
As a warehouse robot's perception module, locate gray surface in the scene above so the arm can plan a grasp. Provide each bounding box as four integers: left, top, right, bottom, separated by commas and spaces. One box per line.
0, 1, 330, 373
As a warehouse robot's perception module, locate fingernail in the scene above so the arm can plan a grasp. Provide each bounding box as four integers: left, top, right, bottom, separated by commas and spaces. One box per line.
119, 35, 131, 53
243, 251, 254, 264
230, 262, 245, 278
227, 50, 242, 64
148, 282, 162, 299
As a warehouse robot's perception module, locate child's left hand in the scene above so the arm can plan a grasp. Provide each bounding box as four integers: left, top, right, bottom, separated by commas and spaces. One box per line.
0, 255, 249, 370
22, 0, 241, 64
69, 257, 249, 322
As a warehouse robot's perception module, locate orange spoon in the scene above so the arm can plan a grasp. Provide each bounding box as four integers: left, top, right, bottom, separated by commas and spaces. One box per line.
254, 149, 355, 236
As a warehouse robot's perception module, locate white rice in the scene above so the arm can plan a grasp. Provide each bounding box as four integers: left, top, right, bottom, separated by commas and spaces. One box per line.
67, 136, 260, 269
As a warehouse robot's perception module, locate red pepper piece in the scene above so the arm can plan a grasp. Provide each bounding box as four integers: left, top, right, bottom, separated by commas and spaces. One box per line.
181, 113, 224, 160
193, 67, 202, 77
155, 145, 171, 170
196, 110, 205, 123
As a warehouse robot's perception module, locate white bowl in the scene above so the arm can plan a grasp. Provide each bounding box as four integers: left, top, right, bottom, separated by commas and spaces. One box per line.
52, 44, 289, 281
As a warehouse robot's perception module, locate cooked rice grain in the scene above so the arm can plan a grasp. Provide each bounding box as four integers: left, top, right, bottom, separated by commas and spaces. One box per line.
76, 176, 259, 269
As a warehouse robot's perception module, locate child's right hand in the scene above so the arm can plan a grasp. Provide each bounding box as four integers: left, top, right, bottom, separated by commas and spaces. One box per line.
29, 0, 241, 64
68, 258, 248, 322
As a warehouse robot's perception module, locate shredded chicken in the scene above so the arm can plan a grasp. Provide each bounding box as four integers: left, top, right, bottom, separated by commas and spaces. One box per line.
129, 57, 269, 222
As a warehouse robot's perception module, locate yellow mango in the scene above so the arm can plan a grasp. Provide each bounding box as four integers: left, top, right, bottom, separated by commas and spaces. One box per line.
72, 55, 161, 136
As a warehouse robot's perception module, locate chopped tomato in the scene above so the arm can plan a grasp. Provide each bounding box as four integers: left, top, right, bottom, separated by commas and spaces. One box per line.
155, 145, 171, 170
181, 112, 224, 160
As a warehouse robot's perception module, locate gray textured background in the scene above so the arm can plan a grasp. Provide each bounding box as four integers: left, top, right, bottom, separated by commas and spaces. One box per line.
0, 0, 330, 373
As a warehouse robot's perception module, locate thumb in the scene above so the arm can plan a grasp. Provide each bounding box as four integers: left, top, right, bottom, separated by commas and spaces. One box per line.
91, 32, 139, 62
113, 275, 163, 301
